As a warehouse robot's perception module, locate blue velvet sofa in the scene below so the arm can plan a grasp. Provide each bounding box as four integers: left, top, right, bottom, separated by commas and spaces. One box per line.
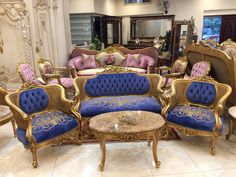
162, 77, 232, 155
73, 72, 165, 133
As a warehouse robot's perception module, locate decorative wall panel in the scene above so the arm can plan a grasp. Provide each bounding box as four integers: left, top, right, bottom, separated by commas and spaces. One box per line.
0, 0, 33, 87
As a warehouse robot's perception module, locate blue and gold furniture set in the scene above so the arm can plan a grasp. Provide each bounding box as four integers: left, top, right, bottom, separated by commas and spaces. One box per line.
5, 71, 232, 168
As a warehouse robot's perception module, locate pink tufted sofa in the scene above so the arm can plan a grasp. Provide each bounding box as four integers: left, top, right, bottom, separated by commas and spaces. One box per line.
68, 46, 158, 76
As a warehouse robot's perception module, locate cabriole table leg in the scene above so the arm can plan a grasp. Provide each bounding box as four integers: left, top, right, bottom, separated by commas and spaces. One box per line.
152, 132, 161, 168
99, 139, 106, 171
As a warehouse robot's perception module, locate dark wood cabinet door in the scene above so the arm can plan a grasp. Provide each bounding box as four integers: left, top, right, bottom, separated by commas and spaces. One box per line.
220, 15, 236, 43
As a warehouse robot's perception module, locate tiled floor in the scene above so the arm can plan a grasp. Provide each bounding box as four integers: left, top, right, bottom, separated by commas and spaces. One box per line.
0, 123, 236, 177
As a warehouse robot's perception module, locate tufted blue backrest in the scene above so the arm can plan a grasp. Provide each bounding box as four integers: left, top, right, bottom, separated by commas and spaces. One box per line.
19, 88, 49, 114
186, 81, 216, 105
85, 73, 150, 97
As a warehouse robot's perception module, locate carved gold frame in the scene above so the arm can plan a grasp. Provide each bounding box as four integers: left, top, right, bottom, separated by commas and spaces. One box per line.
5, 83, 81, 168
91, 124, 165, 171
162, 76, 232, 155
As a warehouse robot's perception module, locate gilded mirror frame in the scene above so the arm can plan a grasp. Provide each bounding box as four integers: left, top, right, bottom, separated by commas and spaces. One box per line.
130, 15, 175, 40
172, 20, 194, 61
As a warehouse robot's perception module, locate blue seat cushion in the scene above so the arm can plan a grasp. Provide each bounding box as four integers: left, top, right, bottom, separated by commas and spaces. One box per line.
80, 95, 162, 117
167, 105, 222, 132
16, 111, 79, 144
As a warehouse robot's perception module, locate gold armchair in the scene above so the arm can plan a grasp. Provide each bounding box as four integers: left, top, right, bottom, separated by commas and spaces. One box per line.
156, 57, 188, 88
5, 84, 81, 168
162, 77, 231, 155
0, 87, 16, 136
38, 59, 76, 96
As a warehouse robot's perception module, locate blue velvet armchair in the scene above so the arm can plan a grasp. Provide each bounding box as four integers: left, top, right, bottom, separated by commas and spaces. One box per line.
6, 84, 81, 168
162, 77, 231, 155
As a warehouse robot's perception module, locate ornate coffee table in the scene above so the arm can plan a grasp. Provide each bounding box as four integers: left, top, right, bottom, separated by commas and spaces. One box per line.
89, 111, 165, 171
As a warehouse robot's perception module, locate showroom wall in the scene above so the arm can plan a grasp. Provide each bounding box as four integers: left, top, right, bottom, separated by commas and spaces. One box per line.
69, 0, 236, 44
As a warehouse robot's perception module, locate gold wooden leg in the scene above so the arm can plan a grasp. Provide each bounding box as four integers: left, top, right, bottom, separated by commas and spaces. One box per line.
11, 119, 16, 137
226, 117, 234, 140
152, 132, 161, 168
99, 139, 106, 171
211, 134, 218, 156
30, 145, 38, 168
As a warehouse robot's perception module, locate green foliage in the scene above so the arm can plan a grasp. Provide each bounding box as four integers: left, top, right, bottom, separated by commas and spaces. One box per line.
160, 30, 171, 52
90, 35, 101, 50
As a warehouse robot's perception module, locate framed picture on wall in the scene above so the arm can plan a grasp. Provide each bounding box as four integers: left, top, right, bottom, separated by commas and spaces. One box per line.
124, 0, 151, 4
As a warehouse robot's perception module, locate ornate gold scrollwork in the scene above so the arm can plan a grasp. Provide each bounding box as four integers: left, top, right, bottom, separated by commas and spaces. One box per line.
116, 134, 143, 141
103, 65, 133, 73
49, 130, 81, 145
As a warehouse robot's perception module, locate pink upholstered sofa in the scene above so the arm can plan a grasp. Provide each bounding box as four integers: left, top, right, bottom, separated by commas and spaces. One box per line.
68, 46, 158, 76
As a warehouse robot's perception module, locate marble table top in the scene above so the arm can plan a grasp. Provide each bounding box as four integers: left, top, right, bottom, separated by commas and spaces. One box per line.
89, 111, 165, 134
228, 106, 236, 119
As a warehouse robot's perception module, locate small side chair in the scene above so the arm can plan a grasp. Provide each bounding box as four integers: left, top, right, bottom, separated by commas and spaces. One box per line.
17, 63, 45, 85
38, 59, 75, 96
162, 77, 232, 155
156, 57, 188, 88
6, 84, 81, 168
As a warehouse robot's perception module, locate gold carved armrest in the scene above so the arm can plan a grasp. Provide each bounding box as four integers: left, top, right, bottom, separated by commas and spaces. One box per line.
5, 94, 29, 121
43, 73, 62, 85
70, 95, 81, 121
54, 67, 76, 78
165, 72, 183, 79
161, 73, 183, 88
156, 66, 172, 75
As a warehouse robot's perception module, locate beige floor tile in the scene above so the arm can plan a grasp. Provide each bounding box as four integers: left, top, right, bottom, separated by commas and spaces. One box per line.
2, 146, 59, 177
142, 145, 199, 175
102, 148, 152, 177
154, 172, 205, 177
139, 139, 180, 149
52, 150, 102, 177
1, 122, 236, 177
59, 143, 98, 155
0, 159, 11, 177
203, 169, 236, 177
178, 135, 236, 171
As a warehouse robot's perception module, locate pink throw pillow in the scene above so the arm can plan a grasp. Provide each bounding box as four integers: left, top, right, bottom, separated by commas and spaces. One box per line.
74, 56, 84, 70
105, 54, 115, 65
139, 55, 155, 69
83, 55, 97, 69
68, 58, 76, 68
126, 54, 140, 67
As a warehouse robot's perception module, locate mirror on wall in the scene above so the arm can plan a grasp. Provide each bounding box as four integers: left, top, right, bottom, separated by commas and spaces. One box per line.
172, 20, 194, 61
134, 19, 173, 39
107, 23, 113, 44
130, 15, 175, 39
